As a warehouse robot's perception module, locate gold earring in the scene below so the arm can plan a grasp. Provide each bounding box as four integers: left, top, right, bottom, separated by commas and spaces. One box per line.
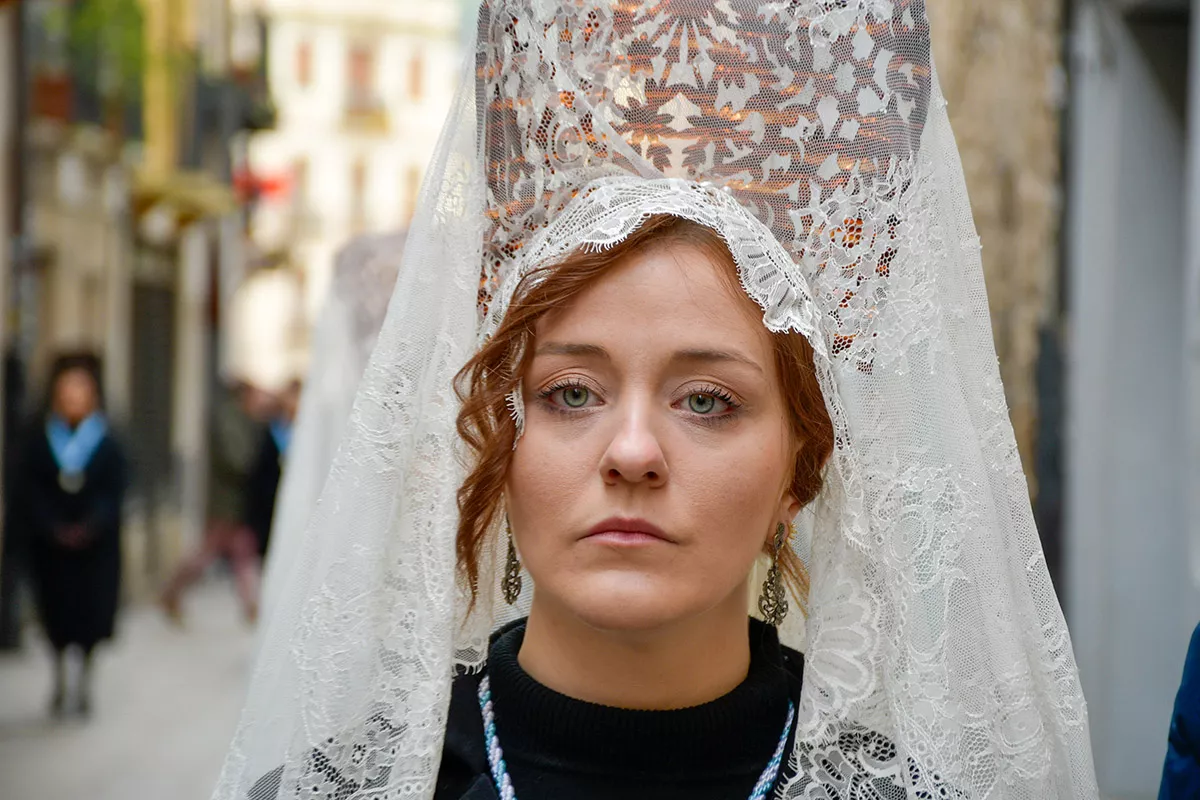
502, 518, 523, 605
758, 522, 789, 626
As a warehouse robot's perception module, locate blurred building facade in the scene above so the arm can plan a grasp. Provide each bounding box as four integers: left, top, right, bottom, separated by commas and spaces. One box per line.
0, 2, 13, 347
11, 0, 275, 600
0, 0, 19, 650
1066, 0, 1199, 796
243, 0, 460, 320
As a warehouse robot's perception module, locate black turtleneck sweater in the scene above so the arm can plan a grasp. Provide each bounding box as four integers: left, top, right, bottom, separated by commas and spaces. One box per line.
435, 618, 804, 800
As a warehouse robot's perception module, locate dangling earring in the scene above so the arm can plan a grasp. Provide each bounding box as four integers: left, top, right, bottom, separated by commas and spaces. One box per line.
758, 522, 789, 626
502, 517, 523, 605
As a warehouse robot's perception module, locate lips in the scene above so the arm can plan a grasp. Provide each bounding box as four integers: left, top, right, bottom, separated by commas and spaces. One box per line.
584, 517, 675, 545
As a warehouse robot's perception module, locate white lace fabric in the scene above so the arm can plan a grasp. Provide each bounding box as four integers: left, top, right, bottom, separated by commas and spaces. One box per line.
215, 2, 1098, 798
257, 231, 406, 629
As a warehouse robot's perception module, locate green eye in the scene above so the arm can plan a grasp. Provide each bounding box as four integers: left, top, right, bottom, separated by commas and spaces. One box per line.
562, 386, 590, 408
687, 393, 717, 414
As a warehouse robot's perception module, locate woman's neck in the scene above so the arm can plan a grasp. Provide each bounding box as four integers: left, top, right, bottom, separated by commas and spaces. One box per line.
517, 590, 752, 710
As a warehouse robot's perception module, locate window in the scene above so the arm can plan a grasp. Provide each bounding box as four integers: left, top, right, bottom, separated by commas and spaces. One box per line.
346, 42, 379, 113
296, 40, 312, 87
409, 53, 424, 101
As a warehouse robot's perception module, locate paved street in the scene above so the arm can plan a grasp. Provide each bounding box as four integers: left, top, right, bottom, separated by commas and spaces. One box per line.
0, 581, 256, 800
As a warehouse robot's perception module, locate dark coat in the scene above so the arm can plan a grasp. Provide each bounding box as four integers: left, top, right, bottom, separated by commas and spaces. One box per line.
208, 388, 262, 524
13, 419, 128, 650
245, 428, 283, 556
1161, 622, 1200, 798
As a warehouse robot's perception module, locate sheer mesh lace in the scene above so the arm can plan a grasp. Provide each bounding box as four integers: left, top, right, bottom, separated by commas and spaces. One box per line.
257, 231, 406, 628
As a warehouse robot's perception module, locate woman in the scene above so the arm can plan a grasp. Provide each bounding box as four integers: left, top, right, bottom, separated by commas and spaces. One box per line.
216, 2, 1098, 798
435, 213, 828, 798
16, 352, 127, 717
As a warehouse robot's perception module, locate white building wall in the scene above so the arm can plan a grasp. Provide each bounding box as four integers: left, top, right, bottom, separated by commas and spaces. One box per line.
1066, 1, 1197, 796
248, 0, 460, 320
1186, 0, 1200, 613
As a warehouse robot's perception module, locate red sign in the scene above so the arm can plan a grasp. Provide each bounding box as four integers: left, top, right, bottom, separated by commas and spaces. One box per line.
233, 169, 291, 203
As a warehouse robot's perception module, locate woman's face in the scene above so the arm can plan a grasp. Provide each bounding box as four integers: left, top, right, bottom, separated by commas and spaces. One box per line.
53, 369, 99, 424
506, 242, 800, 633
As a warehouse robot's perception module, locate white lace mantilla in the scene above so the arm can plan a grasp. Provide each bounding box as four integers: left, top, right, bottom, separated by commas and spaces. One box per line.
215, 2, 1098, 799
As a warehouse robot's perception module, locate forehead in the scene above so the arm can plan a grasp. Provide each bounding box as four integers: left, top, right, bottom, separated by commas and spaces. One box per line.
534, 241, 772, 358
56, 368, 95, 386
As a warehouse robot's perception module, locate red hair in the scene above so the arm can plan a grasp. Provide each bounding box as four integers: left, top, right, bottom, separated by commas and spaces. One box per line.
455, 216, 834, 610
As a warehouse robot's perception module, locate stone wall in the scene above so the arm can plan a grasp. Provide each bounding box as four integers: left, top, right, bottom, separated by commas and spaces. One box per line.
926, 0, 1065, 487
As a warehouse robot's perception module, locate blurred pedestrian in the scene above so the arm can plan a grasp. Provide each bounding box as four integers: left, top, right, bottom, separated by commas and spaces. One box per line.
245, 380, 300, 559
1160, 622, 1200, 798
12, 351, 128, 717
160, 380, 272, 625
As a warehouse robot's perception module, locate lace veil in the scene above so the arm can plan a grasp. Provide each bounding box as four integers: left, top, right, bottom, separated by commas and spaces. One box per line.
257, 231, 405, 628
216, 1, 1098, 797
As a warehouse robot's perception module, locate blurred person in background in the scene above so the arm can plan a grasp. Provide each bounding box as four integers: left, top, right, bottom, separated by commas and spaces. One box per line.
257, 232, 402, 628
160, 379, 274, 625
1160, 622, 1200, 798
246, 378, 301, 560
11, 351, 128, 717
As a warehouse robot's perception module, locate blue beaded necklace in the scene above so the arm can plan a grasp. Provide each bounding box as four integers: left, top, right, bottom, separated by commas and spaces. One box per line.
477, 674, 795, 800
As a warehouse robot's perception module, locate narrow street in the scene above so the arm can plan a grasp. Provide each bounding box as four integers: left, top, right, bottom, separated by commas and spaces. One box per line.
0, 581, 255, 800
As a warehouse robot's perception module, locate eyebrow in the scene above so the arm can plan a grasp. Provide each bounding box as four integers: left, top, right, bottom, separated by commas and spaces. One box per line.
534, 342, 610, 359
672, 348, 764, 375
534, 343, 763, 375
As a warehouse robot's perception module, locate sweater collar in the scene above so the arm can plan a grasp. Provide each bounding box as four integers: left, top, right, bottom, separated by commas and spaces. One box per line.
486, 617, 797, 779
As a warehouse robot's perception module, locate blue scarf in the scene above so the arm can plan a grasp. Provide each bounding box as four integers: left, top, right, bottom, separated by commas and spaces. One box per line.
46, 412, 108, 477
270, 419, 293, 460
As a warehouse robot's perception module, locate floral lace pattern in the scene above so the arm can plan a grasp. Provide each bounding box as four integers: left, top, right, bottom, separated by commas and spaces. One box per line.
477, 0, 931, 371
214, 2, 1098, 799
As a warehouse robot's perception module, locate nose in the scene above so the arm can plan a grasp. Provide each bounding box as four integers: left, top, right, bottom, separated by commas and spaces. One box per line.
598, 402, 668, 487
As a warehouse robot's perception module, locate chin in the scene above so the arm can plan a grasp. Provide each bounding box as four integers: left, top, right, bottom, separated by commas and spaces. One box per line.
554, 572, 702, 633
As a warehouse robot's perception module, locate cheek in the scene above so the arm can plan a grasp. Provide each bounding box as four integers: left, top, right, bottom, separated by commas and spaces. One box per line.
501, 409, 794, 629
676, 427, 792, 551
505, 424, 596, 541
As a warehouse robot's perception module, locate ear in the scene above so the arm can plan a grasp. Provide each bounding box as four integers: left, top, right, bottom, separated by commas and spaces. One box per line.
779, 491, 802, 526
766, 490, 803, 547
779, 445, 804, 525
